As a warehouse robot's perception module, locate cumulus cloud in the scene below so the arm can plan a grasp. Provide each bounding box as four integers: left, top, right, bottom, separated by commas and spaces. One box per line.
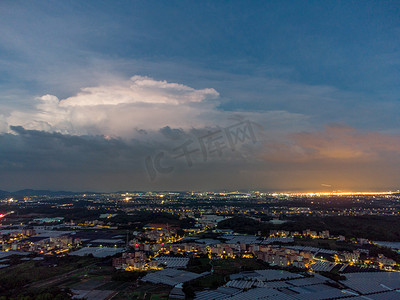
4, 75, 308, 139
3, 76, 217, 136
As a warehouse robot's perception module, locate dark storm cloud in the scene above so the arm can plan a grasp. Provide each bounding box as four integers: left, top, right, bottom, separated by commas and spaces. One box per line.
1, 126, 145, 172
0, 123, 266, 191
1, 123, 400, 192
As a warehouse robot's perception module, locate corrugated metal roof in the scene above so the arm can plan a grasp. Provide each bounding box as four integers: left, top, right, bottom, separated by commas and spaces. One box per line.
155, 256, 190, 268
229, 287, 294, 300
340, 272, 400, 294
142, 268, 203, 286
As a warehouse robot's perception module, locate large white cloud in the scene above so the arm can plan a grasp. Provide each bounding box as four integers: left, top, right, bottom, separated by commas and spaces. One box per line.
4, 75, 308, 139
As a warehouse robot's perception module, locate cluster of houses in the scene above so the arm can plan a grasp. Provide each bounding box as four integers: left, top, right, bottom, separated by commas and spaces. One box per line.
110, 227, 400, 272
1, 220, 398, 273
1, 227, 81, 254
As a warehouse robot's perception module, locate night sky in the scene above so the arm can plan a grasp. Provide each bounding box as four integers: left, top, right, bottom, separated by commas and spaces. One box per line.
0, 1, 399, 192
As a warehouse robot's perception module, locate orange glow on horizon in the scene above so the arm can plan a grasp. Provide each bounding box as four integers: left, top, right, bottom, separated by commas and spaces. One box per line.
271, 191, 395, 197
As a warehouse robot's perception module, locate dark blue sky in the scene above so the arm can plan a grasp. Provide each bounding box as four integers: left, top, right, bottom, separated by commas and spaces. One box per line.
0, 1, 399, 191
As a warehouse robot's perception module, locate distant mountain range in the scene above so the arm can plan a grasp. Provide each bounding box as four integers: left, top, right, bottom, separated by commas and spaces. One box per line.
0, 189, 96, 197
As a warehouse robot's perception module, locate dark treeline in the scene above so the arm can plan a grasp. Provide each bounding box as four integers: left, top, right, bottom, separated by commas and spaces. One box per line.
218, 215, 400, 241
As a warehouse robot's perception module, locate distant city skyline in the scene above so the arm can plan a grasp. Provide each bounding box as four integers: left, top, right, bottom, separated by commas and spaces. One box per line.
0, 1, 399, 191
